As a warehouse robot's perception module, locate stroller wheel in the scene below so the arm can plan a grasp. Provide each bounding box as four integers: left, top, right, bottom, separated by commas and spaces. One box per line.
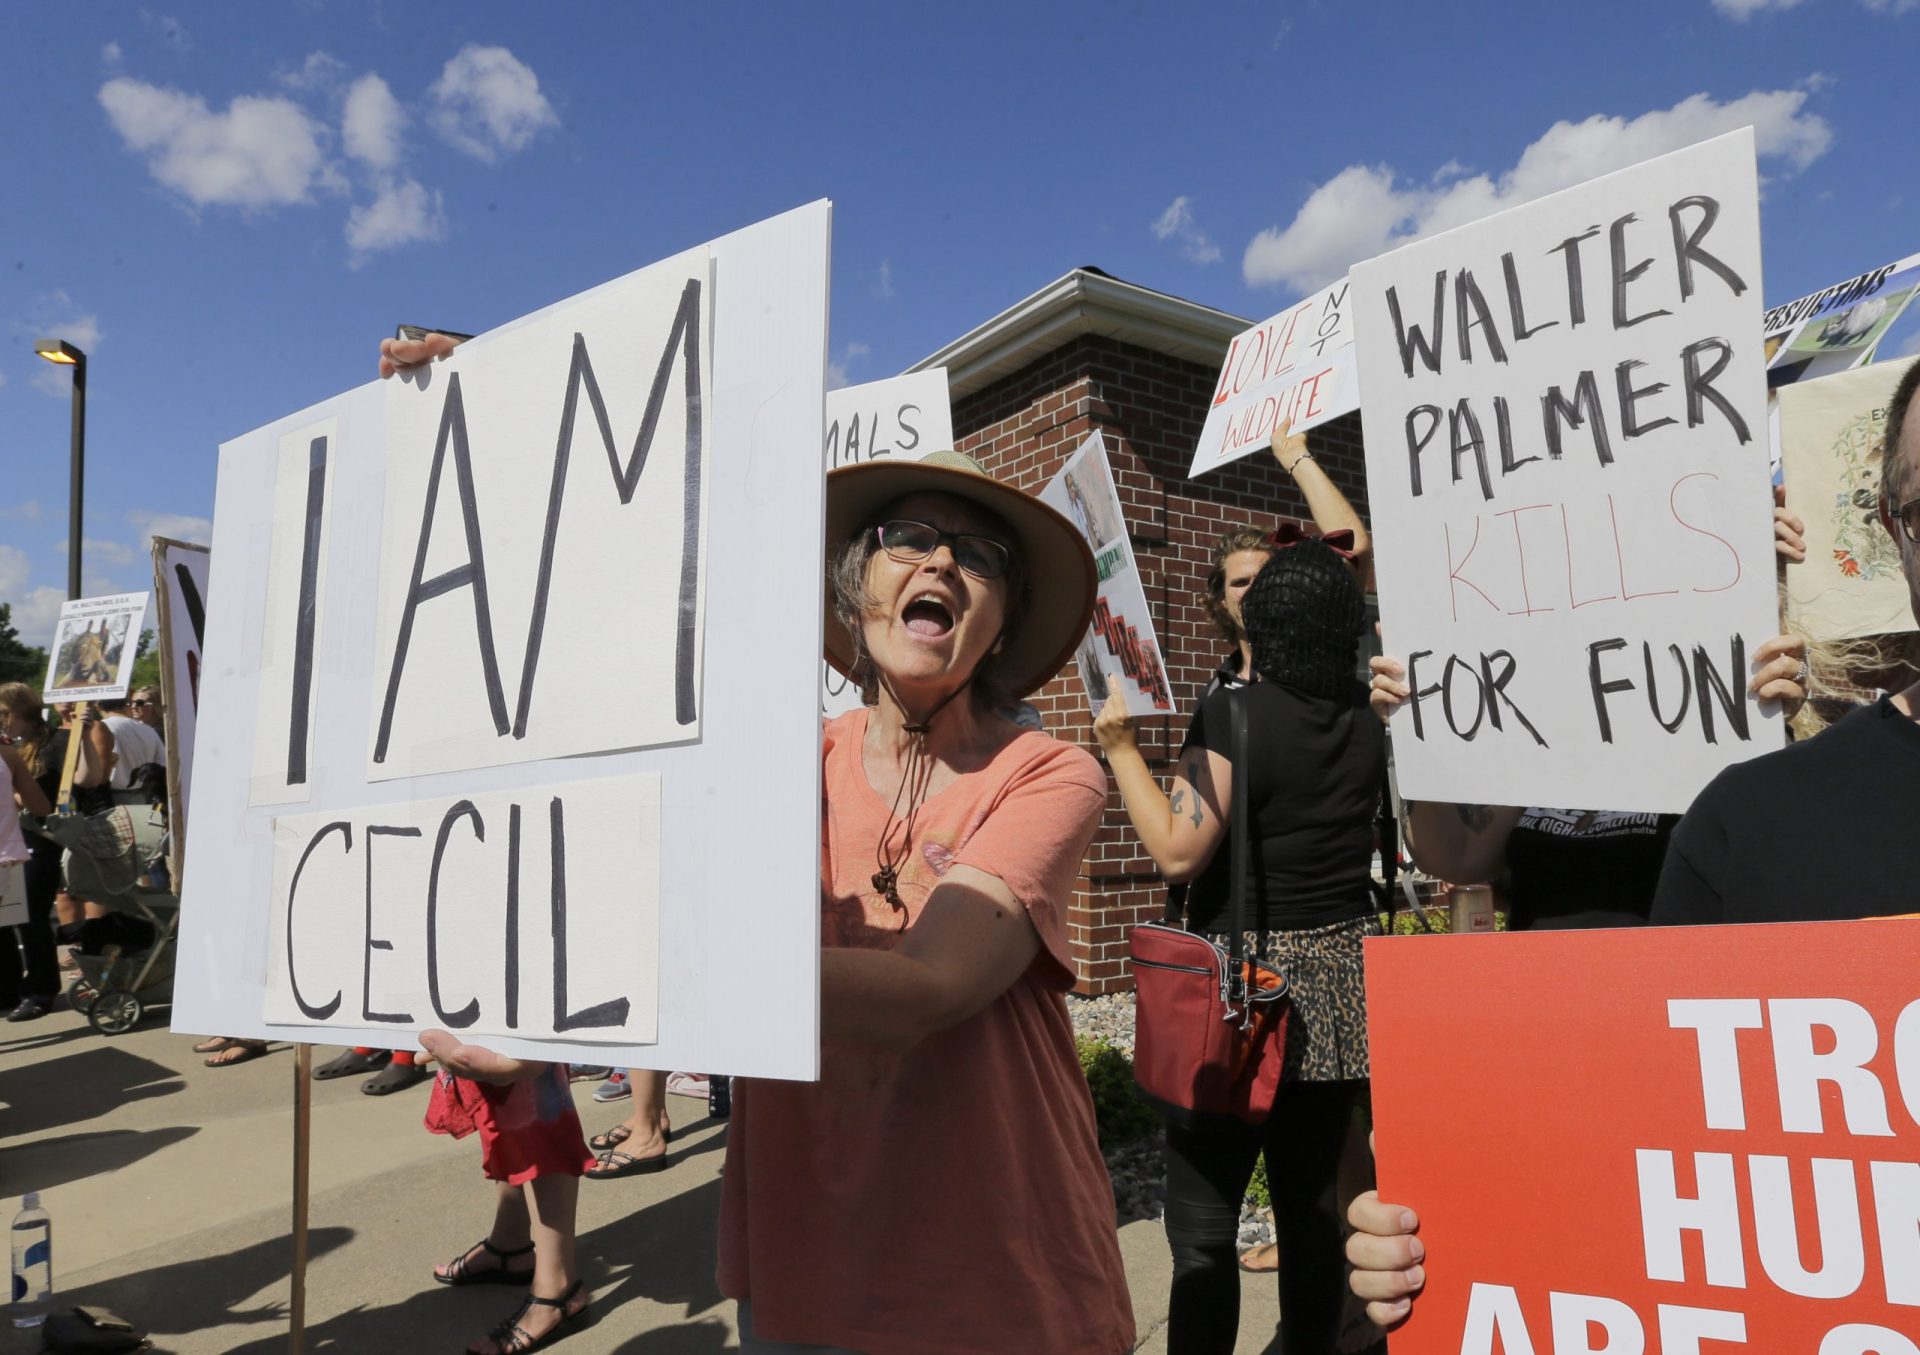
67, 978, 98, 1014
88, 988, 144, 1036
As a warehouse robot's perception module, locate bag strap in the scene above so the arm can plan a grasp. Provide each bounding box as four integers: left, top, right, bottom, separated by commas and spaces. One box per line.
1161, 880, 1187, 925
1376, 751, 1399, 928
1226, 687, 1251, 990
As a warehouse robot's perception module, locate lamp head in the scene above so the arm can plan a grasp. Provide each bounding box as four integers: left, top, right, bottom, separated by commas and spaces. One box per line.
34, 339, 82, 366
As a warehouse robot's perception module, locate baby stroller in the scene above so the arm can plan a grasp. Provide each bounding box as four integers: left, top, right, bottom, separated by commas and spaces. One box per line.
31, 771, 179, 1036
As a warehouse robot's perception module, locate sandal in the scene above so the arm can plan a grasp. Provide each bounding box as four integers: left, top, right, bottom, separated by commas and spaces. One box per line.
434, 1237, 535, 1287
587, 1124, 631, 1153
584, 1145, 668, 1180
468, 1279, 589, 1354
204, 1041, 269, 1069
192, 1036, 233, 1055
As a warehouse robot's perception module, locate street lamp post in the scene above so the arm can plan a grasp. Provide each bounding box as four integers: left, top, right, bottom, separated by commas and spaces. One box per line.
34, 339, 87, 600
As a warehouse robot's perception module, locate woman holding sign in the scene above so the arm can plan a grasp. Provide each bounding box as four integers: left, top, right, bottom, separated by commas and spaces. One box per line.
399, 305, 1132, 1355
1096, 495, 1386, 1353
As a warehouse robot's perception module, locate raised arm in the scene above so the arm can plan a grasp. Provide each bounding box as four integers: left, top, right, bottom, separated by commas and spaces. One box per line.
1092, 688, 1229, 883
1273, 417, 1369, 563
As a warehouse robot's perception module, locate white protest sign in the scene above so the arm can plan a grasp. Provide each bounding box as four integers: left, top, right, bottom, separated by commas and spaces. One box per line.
1354, 130, 1780, 813
173, 202, 831, 1075
1780, 356, 1920, 641
42, 592, 149, 704
1189, 277, 1358, 478
1763, 248, 1920, 386
152, 538, 209, 890
822, 370, 953, 717
1039, 431, 1174, 716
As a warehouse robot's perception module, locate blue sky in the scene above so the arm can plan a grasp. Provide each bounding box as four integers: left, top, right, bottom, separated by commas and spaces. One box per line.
4, 0, 1918, 643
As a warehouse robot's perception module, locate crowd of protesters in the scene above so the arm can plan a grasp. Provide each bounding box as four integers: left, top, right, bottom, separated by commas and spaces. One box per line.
7, 320, 1915, 1355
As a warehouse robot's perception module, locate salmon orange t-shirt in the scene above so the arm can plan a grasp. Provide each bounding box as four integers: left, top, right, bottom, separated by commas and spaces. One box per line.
717, 709, 1135, 1355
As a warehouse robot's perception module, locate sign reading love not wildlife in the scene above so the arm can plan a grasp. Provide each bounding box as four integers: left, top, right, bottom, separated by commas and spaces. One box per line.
1354, 130, 1780, 814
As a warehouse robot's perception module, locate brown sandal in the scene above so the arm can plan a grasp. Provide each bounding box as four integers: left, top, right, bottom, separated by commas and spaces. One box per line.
587, 1123, 631, 1153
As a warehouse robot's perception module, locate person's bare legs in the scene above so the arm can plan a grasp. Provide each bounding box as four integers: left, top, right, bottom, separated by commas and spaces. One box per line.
467, 1176, 585, 1353
618, 1069, 669, 1152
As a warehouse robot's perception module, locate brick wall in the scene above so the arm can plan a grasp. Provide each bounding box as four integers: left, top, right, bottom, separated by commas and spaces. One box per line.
951, 333, 1372, 992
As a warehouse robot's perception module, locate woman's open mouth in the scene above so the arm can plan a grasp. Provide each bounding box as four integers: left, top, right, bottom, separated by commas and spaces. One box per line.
902, 596, 955, 638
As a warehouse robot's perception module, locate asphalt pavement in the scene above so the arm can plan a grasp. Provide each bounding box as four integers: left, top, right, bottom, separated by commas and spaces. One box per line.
0, 1006, 1281, 1352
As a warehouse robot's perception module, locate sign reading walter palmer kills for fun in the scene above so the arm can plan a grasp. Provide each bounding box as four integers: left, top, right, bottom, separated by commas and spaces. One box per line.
1354, 130, 1782, 814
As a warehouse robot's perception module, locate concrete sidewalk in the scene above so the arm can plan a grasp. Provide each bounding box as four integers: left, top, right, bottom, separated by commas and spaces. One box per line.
0, 1009, 1280, 1352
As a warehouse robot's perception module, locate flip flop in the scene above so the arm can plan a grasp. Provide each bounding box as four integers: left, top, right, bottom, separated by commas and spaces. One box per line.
314, 1048, 390, 1080
362, 1061, 431, 1096
192, 1036, 233, 1055
588, 1124, 633, 1153
1238, 1242, 1280, 1274
205, 1041, 269, 1069
584, 1146, 669, 1180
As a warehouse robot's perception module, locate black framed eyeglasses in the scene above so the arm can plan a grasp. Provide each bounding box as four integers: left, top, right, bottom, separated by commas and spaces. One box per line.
1894, 496, 1920, 545
874, 519, 1011, 580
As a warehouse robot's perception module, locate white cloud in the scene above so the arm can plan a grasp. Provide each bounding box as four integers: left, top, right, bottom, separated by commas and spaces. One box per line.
1862, 0, 1920, 11
1151, 195, 1224, 265
346, 176, 447, 257
428, 45, 557, 162
7, 587, 67, 643
0, 501, 38, 524
875, 259, 895, 300
343, 72, 406, 171
281, 51, 346, 92
1711, 0, 1805, 16
1243, 86, 1834, 293
56, 539, 137, 568
0, 546, 27, 597
825, 342, 870, 391
127, 510, 213, 550
102, 41, 123, 67
99, 77, 331, 211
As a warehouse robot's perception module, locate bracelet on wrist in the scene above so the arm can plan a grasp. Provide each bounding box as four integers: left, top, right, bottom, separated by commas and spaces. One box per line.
1286, 450, 1315, 473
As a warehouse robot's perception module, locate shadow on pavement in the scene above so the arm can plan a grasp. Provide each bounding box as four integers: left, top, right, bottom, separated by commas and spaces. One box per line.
216, 1176, 729, 1352
0, 1125, 201, 1194
0, 1020, 107, 1059
1, 1043, 183, 1138
63, 1227, 353, 1355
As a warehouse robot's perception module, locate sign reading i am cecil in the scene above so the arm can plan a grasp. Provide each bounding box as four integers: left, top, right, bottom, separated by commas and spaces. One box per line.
172, 203, 831, 1076
1354, 129, 1781, 814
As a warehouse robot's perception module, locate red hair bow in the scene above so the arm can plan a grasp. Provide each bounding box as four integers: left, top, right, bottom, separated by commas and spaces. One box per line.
1264, 523, 1357, 560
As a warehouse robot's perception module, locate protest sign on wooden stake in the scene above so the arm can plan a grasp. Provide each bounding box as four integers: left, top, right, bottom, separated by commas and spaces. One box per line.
42, 592, 149, 704
153, 537, 209, 890
173, 203, 831, 1075
1354, 130, 1780, 813
1368, 920, 1920, 1355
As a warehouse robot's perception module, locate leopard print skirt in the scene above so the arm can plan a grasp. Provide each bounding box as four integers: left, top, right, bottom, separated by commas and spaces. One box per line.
1209, 913, 1379, 1083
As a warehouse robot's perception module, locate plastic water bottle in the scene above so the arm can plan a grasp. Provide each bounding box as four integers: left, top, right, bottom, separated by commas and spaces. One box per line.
10, 1192, 51, 1329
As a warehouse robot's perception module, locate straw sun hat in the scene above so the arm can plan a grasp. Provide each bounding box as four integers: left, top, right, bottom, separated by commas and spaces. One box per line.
821, 450, 1097, 701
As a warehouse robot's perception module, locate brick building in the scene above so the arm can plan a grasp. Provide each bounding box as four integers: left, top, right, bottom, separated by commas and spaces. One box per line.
910, 268, 1374, 993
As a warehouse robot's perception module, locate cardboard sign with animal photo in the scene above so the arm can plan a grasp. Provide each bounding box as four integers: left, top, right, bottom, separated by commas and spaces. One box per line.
1040, 431, 1173, 716
1763, 249, 1920, 387
43, 592, 150, 703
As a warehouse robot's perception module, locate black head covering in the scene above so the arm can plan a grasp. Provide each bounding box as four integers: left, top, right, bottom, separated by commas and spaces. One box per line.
1242, 540, 1364, 698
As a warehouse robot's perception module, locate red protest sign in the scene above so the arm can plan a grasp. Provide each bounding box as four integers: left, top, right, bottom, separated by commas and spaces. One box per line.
1366, 921, 1920, 1355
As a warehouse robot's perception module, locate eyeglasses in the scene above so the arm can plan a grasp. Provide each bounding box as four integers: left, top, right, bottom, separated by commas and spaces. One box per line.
1894, 497, 1920, 545
874, 519, 1011, 580
129, 700, 156, 710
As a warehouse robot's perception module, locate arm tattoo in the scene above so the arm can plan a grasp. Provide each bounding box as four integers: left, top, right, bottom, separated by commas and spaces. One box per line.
1180, 759, 1206, 827
1169, 789, 1185, 816
1454, 803, 1495, 833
